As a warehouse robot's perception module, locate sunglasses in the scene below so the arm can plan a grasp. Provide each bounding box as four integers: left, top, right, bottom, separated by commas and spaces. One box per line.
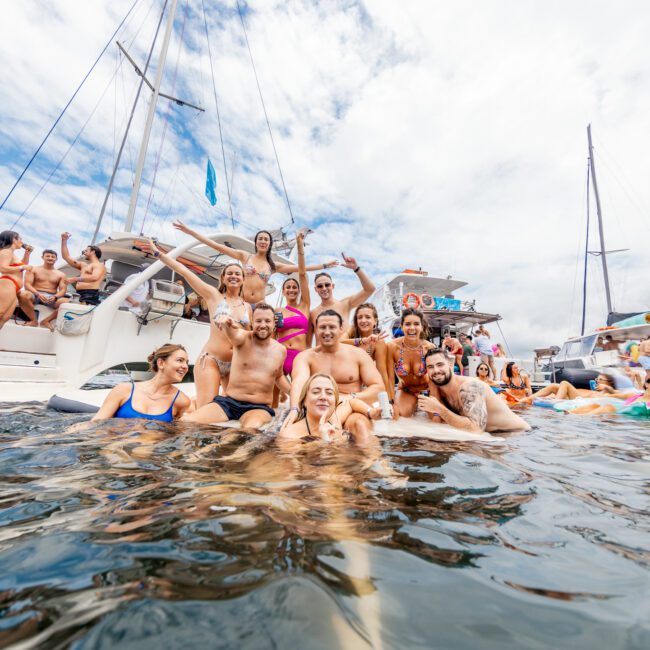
316, 283, 332, 289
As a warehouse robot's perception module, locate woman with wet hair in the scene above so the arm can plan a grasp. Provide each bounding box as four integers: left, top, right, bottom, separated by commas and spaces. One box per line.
500, 361, 532, 400
385, 308, 435, 418
278, 373, 381, 442
0, 230, 32, 329
172, 221, 337, 305
144, 239, 252, 407
93, 344, 191, 421
342, 302, 391, 395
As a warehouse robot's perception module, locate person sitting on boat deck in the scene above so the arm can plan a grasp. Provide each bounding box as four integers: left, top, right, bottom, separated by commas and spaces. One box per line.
184, 292, 210, 322
92, 344, 191, 421
341, 303, 392, 396
18, 249, 68, 330
283, 309, 383, 445
0, 230, 33, 330
598, 334, 619, 352
565, 377, 650, 416
520, 372, 635, 404
385, 309, 436, 418
172, 221, 337, 305
638, 336, 650, 382
278, 373, 382, 443
183, 303, 290, 427
459, 333, 475, 376
442, 331, 464, 374
144, 239, 252, 408
500, 361, 532, 400
494, 343, 507, 357
418, 348, 531, 433
60, 232, 106, 306
275, 229, 311, 377
309, 253, 375, 333
120, 263, 151, 317
473, 325, 496, 380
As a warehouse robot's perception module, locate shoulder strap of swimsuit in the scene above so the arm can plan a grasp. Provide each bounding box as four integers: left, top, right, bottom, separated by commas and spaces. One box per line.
168, 390, 181, 412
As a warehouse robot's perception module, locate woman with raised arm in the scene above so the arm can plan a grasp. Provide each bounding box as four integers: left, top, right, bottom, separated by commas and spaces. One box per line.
385, 309, 436, 418
500, 361, 532, 400
92, 344, 191, 421
0, 230, 32, 330
274, 230, 312, 376
172, 221, 337, 305
144, 239, 252, 407
342, 303, 391, 396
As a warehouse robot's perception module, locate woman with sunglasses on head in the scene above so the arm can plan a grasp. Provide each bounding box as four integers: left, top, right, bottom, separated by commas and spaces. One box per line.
342, 303, 391, 395
172, 221, 337, 305
275, 230, 311, 376
0, 230, 33, 330
385, 309, 436, 417
144, 239, 252, 407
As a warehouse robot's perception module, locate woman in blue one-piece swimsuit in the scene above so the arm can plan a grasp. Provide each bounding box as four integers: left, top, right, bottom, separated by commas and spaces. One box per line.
93, 344, 192, 421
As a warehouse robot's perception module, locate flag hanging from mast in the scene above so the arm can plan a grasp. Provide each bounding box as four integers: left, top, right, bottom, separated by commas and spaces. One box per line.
205, 159, 217, 206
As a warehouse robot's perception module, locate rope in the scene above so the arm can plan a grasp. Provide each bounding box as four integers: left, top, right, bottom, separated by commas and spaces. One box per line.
236, 0, 295, 224
495, 321, 513, 358
0, 0, 141, 214
201, 0, 234, 228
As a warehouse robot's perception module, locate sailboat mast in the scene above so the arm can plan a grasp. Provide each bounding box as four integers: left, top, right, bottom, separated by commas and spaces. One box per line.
587, 124, 613, 316
124, 0, 179, 233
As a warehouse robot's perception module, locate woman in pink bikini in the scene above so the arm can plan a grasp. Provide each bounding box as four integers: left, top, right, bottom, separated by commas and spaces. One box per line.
172, 221, 337, 305
0, 230, 33, 330
144, 239, 252, 408
275, 230, 310, 376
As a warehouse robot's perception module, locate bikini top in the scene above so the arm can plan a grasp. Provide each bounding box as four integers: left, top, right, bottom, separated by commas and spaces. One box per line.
114, 383, 180, 422
395, 341, 427, 378
214, 297, 250, 327
276, 305, 309, 343
244, 255, 272, 283
506, 376, 526, 390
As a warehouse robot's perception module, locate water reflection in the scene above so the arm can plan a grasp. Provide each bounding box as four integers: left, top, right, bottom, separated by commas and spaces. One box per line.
0, 403, 649, 648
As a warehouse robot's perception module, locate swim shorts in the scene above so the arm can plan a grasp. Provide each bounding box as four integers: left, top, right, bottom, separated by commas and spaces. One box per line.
212, 395, 275, 420
78, 289, 100, 305
34, 292, 57, 306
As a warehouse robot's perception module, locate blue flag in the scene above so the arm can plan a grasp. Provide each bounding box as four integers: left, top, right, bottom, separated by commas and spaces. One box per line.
205, 159, 217, 206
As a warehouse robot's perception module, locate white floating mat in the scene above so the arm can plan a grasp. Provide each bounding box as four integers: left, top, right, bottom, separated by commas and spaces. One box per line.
374, 415, 500, 442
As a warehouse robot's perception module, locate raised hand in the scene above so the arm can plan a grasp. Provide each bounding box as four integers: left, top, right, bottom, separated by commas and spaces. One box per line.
323, 259, 339, 269
363, 331, 388, 345
173, 220, 194, 235
318, 410, 338, 442
61, 232, 71, 241
341, 253, 358, 270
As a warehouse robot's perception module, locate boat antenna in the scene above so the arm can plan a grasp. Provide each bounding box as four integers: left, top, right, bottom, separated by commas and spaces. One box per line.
587, 124, 613, 317
201, 0, 234, 229
0, 0, 141, 214
236, 0, 295, 224
580, 159, 591, 335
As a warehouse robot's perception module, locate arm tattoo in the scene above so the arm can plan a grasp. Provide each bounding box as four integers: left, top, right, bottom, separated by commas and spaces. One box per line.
459, 383, 488, 430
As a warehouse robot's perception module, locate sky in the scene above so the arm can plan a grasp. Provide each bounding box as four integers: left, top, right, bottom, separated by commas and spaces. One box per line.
1, 0, 650, 356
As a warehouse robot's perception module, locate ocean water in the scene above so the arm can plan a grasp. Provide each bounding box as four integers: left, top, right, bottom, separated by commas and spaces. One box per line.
0, 402, 648, 649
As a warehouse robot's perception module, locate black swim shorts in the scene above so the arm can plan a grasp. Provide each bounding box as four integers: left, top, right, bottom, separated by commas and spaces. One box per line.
212, 395, 275, 420
78, 289, 100, 306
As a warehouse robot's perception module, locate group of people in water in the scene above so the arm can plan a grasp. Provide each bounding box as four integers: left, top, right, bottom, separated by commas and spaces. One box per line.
3, 223, 647, 441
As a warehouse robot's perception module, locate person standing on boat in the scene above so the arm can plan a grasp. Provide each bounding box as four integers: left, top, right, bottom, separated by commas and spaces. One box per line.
418, 348, 531, 433
275, 230, 311, 376
0, 231, 32, 330
92, 344, 192, 421
60, 233, 106, 306
341, 303, 392, 396
284, 309, 383, 444
172, 221, 337, 305
473, 325, 496, 381
144, 240, 252, 407
459, 333, 475, 376
18, 250, 68, 330
183, 304, 290, 427
442, 331, 464, 374
385, 309, 436, 418
638, 336, 650, 382
309, 254, 375, 331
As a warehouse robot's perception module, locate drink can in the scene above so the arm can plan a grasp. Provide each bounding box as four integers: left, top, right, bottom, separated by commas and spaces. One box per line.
378, 391, 392, 419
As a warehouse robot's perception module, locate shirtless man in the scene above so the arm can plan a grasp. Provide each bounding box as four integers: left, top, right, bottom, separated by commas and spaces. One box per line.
442, 331, 464, 374
61, 233, 106, 306
19, 249, 68, 330
285, 309, 383, 444
638, 336, 650, 381
183, 303, 290, 427
417, 348, 530, 433
309, 254, 375, 336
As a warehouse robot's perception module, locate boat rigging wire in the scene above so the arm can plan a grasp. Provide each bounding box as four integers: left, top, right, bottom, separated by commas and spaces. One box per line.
0, 0, 142, 214
201, 0, 234, 229
236, 0, 295, 225
580, 161, 591, 336
495, 321, 513, 358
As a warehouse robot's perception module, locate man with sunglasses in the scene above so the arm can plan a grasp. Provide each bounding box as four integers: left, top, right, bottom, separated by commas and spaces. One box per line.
309, 253, 375, 338
417, 348, 530, 433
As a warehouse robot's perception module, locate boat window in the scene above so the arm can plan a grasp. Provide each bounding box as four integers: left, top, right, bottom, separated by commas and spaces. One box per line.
558, 341, 581, 358
580, 335, 597, 356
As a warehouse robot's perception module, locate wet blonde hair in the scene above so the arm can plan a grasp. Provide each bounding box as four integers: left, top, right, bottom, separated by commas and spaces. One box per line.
296, 373, 340, 422
147, 344, 187, 373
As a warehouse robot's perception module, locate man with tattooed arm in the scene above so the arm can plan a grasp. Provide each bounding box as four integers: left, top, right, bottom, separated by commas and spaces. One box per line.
417, 348, 530, 433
